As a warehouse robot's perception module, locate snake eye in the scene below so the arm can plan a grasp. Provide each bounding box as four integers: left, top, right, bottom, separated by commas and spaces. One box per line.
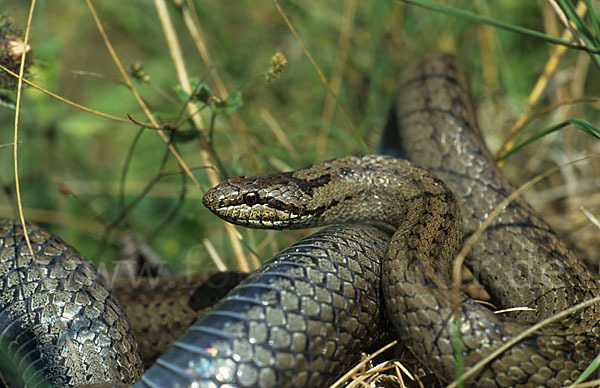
244, 192, 259, 205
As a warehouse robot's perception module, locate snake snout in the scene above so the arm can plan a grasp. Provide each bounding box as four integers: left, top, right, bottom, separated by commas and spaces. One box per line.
202, 178, 272, 227
202, 186, 225, 212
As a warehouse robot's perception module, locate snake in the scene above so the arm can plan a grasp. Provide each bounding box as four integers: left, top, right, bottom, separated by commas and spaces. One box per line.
0, 221, 247, 387
0, 53, 598, 387
193, 53, 600, 386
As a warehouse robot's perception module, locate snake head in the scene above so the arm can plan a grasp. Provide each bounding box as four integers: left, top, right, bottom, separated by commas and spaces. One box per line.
202, 172, 314, 229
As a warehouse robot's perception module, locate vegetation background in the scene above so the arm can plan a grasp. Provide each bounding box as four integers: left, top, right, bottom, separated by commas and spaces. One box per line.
0, 0, 598, 283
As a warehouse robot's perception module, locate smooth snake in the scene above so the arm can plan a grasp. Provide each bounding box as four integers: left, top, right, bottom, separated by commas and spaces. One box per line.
0, 53, 598, 387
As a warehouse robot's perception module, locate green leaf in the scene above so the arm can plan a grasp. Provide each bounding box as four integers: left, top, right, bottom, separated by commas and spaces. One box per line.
174, 84, 190, 103
0, 93, 16, 110
191, 80, 212, 103
174, 78, 212, 103
171, 130, 202, 143
585, 0, 600, 47
215, 90, 243, 115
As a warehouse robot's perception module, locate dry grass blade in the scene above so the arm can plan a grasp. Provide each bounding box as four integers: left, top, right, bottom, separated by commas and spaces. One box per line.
316, 0, 358, 159
153, 0, 250, 272
261, 108, 300, 167
451, 154, 598, 303
0, 205, 124, 238
448, 154, 600, 388
516, 97, 600, 131
328, 340, 398, 388
70, 69, 123, 85
272, 0, 371, 154
268, 156, 293, 172
547, 0, 583, 44
180, 0, 260, 170
84, 0, 201, 191
581, 206, 600, 229
452, 165, 557, 304
13, 0, 37, 264
447, 296, 600, 388
493, 306, 535, 314
394, 361, 418, 386
496, 0, 588, 162
202, 238, 227, 271
0, 64, 131, 123
349, 359, 418, 388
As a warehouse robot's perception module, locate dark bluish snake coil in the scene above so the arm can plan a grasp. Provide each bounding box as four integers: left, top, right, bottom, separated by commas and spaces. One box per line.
1, 53, 598, 388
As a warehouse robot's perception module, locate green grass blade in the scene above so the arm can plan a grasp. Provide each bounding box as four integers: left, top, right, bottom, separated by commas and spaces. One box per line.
0, 95, 16, 110
555, 0, 600, 67
585, 0, 600, 46
556, 1, 587, 36
400, 0, 600, 53
556, 0, 597, 46
498, 119, 600, 162
453, 315, 464, 388
569, 351, 600, 387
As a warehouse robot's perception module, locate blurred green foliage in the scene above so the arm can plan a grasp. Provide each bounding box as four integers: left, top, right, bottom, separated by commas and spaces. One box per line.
0, 0, 598, 272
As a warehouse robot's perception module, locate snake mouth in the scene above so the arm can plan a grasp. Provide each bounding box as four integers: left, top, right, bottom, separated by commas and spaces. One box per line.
203, 198, 300, 230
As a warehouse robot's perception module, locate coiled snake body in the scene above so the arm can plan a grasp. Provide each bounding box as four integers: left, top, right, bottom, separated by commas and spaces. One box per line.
196, 53, 600, 387
0, 54, 598, 387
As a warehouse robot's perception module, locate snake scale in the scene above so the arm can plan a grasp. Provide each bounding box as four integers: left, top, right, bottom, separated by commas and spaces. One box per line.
0, 53, 598, 387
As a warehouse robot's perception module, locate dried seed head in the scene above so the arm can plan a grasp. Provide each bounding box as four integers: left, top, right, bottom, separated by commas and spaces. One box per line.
0, 16, 33, 90
128, 60, 150, 83
265, 52, 287, 81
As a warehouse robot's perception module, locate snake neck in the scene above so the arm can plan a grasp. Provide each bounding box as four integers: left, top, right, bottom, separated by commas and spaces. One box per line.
387, 188, 462, 285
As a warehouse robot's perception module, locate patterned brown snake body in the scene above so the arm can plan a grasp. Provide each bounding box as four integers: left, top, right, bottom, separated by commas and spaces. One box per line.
200, 53, 600, 387
0, 54, 597, 387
